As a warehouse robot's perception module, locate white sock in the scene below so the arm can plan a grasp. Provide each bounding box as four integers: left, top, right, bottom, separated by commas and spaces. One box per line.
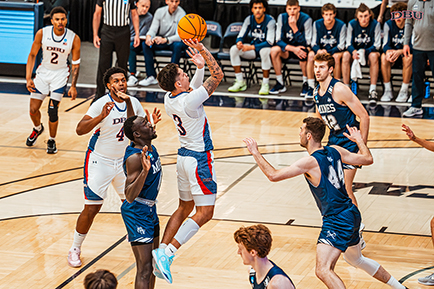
308, 79, 315, 89
369, 84, 376, 93
400, 83, 409, 92
35, 124, 42, 131
302, 76, 308, 83
165, 243, 178, 257
173, 218, 200, 246
71, 230, 86, 251
49, 137, 55, 141
262, 78, 269, 84
384, 82, 392, 91
159, 243, 167, 250
276, 75, 283, 85
235, 73, 244, 82
386, 276, 405, 289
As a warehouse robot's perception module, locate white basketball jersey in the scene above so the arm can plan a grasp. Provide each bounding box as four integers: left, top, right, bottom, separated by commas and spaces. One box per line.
85, 94, 146, 160
164, 86, 214, 152
40, 26, 75, 71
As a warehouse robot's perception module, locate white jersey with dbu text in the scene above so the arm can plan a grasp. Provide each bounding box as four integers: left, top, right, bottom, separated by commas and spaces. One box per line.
85, 94, 145, 160
40, 26, 76, 71
164, 86, 214, 152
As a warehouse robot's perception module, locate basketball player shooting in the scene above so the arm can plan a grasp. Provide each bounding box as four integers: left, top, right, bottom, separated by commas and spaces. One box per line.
152, 38, 223, 284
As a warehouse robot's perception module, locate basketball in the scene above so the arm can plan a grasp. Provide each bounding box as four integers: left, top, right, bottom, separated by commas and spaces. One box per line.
177, 14, 207, 42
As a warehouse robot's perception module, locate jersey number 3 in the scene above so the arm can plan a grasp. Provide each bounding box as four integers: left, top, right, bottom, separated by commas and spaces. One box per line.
173, 114, 186, 136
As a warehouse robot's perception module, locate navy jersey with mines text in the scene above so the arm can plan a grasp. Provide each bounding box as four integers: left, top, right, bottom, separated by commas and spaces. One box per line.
249, 261, 295, 289
123, 144, 162, 201
311, 18, 346, 54
382, 19, 409, 53
314, 78, 359, 141
276, 12, 312, 51
346, 19, 381, 55
306, 146, 352, 216
236, 14, 276, 55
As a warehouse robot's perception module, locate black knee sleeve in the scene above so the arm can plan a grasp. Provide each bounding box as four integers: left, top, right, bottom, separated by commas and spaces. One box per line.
48, 99, 59, 122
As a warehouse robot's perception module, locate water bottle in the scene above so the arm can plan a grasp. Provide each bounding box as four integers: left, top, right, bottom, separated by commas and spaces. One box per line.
425, 80, 430, 99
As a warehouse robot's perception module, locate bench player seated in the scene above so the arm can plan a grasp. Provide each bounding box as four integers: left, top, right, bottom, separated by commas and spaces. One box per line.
342, 3, 381, 105
380, 2, 412, 102
306, 3, 346, 98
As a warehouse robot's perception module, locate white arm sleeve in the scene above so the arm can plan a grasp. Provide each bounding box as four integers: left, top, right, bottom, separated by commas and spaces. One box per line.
184, 86, 209, 118
190, 67, 204, 90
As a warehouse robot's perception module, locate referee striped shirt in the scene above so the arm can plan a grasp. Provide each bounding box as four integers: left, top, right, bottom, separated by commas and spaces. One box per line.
97, 0, 136, 27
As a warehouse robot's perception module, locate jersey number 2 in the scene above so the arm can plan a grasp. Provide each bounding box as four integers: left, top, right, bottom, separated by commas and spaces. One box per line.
173, 114, 186, 136
50, 52, 59, 64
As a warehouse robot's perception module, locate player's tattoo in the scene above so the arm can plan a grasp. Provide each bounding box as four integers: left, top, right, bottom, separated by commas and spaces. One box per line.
200, 48, 223, 96
70, 66, 80, 87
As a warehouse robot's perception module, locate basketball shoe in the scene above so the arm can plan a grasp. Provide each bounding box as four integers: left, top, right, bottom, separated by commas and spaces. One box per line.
47, 139, 57, 154
152, 248, 174, 284
67, 248, 82, 267
26, 124, 44, 146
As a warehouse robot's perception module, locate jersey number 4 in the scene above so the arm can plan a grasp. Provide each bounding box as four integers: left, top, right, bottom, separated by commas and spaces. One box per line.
173, 114, 186, 136
116, 127, 124, 141
328, 159, 345, 189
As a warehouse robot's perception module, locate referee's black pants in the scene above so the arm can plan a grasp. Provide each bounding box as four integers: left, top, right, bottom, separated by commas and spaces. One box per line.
95, 24, 130, 100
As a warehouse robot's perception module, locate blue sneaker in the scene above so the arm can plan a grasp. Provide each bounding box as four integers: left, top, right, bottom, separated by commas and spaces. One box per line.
152, 248, 174, 284
152, 256, 164, 279
269, 82, 286, 95
350, 80, 358, 96
300, 82, 309, 96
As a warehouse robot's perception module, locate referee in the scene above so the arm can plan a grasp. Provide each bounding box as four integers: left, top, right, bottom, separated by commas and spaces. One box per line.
93, 0, 140, 101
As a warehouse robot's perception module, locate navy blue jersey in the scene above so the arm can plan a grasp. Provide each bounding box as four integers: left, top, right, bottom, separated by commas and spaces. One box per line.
276, 12, 312, 51
123, 144, 162, 201
249, 261, 295, 289
383, 19, 409, 53
306, 146, 352, 216
236, 14, 276, 55
312, 18, 346, 54
314, 78, 359, 139
346, 19, 381, 55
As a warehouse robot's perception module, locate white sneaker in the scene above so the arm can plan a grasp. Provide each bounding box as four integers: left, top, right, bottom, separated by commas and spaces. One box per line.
380, 90, 393, 102
139, 76, 158, 86
403, 106, 423, 117
396, 90, 409, 102
127, 75, 139, 86
418, 272, 434, 285
127, 75, 138, 87
67, 248, 82, 267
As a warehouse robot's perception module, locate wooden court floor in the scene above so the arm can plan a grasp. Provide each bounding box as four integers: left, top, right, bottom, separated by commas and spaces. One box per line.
1, 92, 434, 288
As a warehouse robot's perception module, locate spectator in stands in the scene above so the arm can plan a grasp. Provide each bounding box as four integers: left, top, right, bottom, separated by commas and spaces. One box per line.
377, 0, 408, 24
380, 2, 412, 102
227, 0, 275, 105
84, 269, 117, 289
342, 3, 381, 105
306, 3, 346, 98
127, 0, 153, 87
141, 0, 186, 87
93, 0, 140, 101
269, 0, 312, 98
402, 0, 434, 117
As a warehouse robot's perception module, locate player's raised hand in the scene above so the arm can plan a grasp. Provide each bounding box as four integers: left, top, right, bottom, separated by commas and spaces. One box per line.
186, 47, 205, 69
68, 86, 77, 100
26, 79, 36, 93
243, 137, 260, 155
141, 145, 151, 171
182, 38, 204, 51
115, 87, 130, 102
402, 124, 416, 140
100, 102, 114, 119
343, 125, 362, 143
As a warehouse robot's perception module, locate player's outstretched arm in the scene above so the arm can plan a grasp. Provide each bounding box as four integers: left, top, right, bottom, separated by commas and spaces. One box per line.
183, 39, 223, 96
243, 137, 314, 182
186, 47, 205, 90
125, 146, 151, 203
336, 125, 373, 166
402, 124, 434, 152
334, 83, 370, 144
68, 34, 82, 100
76, 102, 114, 135
26, 29, 43, 93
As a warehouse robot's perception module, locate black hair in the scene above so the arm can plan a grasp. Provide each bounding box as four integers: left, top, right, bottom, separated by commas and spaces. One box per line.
50, 6, 67, 18
157, 63, 179, 92
124, 115, 139, 141
103, 67, 128, 88
249, 0, 268, 12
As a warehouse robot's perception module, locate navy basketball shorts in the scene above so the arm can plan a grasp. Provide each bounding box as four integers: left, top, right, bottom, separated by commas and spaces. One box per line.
318, 204, 361, 252
121, 200, 159, 243
328, 134, 360, 170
